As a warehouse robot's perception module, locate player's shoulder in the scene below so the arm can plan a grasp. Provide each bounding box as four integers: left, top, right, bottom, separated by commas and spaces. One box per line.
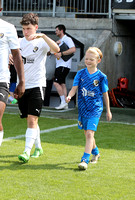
76, 68, 86, 77
0, 19, 15, 30
78, 68, 86, 74
98, 69, 107, 78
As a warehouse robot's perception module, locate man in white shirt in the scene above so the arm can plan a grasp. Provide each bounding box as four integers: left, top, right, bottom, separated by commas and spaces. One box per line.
0, 1, 25, 147
54, 24, 76, 110
17, 13, 59, 163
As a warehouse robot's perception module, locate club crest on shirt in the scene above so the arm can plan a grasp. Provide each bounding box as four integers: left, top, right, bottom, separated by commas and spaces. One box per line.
0, 33, 4, 38
78, 121, 83, 127
33, 46, 38, 53
93, 80, 99, 87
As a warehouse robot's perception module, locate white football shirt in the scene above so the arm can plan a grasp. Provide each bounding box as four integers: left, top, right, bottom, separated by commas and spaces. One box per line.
19, 37, 50, 89
0, 19, 20, 83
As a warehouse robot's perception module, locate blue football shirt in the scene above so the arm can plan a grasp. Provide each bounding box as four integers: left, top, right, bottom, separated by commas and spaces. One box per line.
73, 68, 109, 118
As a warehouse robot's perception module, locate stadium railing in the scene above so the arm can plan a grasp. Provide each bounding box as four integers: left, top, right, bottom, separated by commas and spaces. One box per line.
0, 0, 112, 18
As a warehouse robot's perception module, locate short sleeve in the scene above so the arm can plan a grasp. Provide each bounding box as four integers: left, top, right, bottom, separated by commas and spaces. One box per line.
73, 71, 81, 86
101, 76, 109, 93
8, 25, 20, 49
64, 36, 75, 49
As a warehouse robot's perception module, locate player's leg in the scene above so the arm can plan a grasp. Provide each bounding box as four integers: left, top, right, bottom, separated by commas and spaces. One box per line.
78, 130, 94, 170
0, 83, 9, 146
0, 102, 6, 146
8, 82, 17, 104
18, 115, 39, 163
28, 87, 44, 158
17, 90, 30, 162
78, 116, 100, 170
90, 138, 100, 163
18, 87, 44, 162
31, 124, 43, 158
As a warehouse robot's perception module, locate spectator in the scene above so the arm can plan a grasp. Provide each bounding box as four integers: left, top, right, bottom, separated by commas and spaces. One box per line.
43, 52, 56, 106
54, 24, 76, 110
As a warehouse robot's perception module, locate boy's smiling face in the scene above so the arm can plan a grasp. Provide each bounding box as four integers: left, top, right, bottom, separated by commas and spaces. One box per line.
85, 52, 99, 69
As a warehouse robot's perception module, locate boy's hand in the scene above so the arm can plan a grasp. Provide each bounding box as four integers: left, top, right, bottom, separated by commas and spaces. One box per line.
106, 111, 112, 121
66, 96, 71, 103
28, 33, 44, 41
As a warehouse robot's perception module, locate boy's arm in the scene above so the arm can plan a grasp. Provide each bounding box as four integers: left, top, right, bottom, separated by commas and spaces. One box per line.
28, 33, 60, 53
103, 92, 112, 121
66, 86, 78, 103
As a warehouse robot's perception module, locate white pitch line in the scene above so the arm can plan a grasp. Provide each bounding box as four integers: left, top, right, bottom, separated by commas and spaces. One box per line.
100, 121, 135, 126
4, 111, 135, 125
3, 120, 135, 142
3, 124, 77, 142
6, 106, 75, 113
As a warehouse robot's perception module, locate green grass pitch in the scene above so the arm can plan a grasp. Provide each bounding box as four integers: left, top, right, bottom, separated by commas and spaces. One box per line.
0, 107, 135, 200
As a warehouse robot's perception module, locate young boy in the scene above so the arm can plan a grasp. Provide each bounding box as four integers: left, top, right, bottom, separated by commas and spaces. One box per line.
16, 13, 60, 163
66, 47, 112, 170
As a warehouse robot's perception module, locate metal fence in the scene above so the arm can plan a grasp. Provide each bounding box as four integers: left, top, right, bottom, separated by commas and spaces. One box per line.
1, 0, 112, 18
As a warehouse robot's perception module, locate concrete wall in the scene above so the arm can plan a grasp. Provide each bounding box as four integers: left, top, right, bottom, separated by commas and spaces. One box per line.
1, 16, 135, 91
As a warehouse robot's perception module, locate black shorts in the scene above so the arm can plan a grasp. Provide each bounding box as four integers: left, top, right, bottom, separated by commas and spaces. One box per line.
54, 66, 70, 84
0, 82, 9, 104
18, 87, 45, 118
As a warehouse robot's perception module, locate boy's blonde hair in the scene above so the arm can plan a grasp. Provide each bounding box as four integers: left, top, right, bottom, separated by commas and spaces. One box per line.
86, 47, 103, 60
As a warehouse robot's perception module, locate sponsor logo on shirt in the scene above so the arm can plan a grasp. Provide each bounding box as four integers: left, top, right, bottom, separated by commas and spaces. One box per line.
33, 46, 39, 53
78, 121, 83, 127
0, 33, 4, 38
27, 58, 34, 63
82, 87, 95, 97
93, 80, 99, 87
22, 56, 34, 64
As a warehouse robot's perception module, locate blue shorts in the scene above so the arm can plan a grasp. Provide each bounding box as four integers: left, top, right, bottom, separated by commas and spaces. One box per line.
78, 115, 100, 131
9, 82, 16, 92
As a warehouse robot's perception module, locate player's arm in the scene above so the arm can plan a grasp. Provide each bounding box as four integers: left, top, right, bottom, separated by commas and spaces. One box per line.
66, 86, 78, 103
11, 49, 25, 99
103, 91, 112, 121
28, 33, 60, 53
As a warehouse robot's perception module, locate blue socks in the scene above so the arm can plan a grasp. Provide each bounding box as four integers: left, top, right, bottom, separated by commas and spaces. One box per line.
81, 152, 90, 164
81, 147, 99, 164
91, 146, 99, 155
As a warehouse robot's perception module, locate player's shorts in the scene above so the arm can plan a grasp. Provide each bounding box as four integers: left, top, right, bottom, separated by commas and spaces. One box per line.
54, 66, 70, 84
18, 87, 45, 118
0, 82, 9, 104
78, 115, 100, 131
9, 82, 16, 92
